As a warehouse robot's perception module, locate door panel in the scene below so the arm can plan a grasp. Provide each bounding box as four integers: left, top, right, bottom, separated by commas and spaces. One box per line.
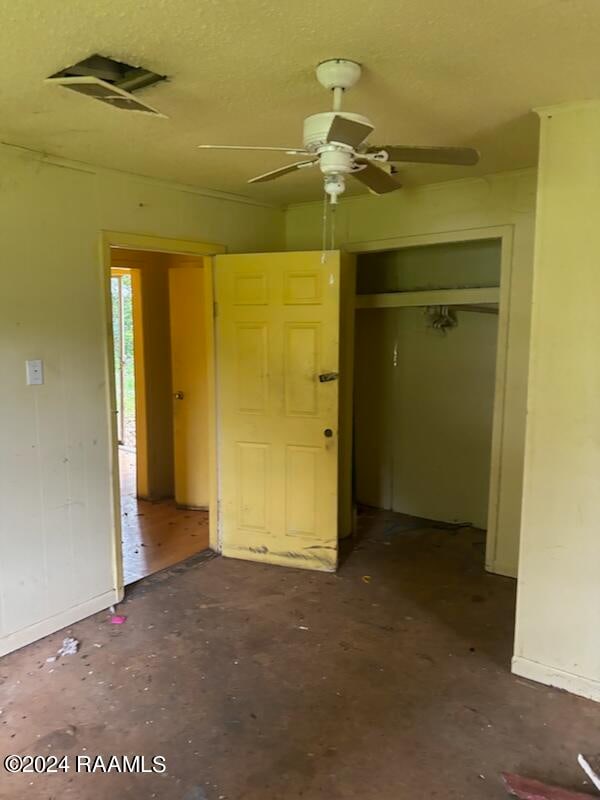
235, 323, 268, 413
169, 264, 210, 508
237, 442, 270, 530
216, 251, 343, 571
284, 323, 320, 416
285, 445, 320, 536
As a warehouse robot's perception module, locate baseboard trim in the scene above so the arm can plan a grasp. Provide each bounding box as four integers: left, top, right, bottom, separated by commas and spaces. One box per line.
0, 588, 120, 658
512, 655, 600, 702
485, 560, 517, 579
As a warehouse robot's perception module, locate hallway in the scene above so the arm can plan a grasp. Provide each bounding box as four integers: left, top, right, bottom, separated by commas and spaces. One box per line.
119, 448, 210, 585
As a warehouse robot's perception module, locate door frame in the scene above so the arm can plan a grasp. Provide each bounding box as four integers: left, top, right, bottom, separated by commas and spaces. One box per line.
346, 224, 514, 577
101, 231, 225, 594
110, 268, 129, 445
110, 260, 148, 496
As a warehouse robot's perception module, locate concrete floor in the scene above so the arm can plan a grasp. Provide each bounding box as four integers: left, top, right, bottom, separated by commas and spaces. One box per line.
1, 510, 599, 800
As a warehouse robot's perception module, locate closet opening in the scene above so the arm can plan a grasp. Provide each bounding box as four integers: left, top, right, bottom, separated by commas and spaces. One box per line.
353, 237, 501, 561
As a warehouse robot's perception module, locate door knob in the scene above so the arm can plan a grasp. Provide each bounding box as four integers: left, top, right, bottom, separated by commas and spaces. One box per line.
174, 391, 184, 400
324, 428, 333, 438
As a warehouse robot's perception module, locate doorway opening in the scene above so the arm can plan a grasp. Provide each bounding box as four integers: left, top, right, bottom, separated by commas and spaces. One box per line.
111, 268, 137, 498
352, 237, 502, 559
108, 247, 214, 586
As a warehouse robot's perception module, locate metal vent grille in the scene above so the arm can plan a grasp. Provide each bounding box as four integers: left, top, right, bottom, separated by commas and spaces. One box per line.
46, 54, 167, 116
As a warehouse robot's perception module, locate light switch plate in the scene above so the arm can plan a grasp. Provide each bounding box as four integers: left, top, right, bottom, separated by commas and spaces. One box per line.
26, 359, 44, 385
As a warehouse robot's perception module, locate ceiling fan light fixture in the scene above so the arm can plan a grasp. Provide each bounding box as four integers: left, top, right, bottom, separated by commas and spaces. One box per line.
324, 174, 346, 204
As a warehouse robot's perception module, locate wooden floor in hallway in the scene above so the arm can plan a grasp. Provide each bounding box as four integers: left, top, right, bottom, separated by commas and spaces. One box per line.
119, 448, 210, 585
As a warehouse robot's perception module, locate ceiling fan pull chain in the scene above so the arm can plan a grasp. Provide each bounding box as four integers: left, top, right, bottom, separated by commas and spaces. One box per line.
321, 189, 328, 263
330, 203, 336, 251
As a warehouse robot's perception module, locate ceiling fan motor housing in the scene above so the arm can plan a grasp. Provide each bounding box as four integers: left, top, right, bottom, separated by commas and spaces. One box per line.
319, 148, 353, 175
303, 111, 373, 152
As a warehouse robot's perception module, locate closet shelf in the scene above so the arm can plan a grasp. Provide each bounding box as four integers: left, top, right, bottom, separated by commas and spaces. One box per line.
355, 286, 500, 310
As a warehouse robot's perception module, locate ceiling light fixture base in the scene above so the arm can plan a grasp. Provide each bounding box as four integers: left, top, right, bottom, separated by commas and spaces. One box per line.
315, 59, 362, 92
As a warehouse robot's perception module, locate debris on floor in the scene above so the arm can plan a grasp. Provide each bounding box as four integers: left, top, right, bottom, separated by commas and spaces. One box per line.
502, 772, 594, 800
381, 519, 427, 537
183, 786, 209, 800
432, 521, 473, 534
46, 636, 80, 662
110, 614, 127, 625
578, 755, 600, 793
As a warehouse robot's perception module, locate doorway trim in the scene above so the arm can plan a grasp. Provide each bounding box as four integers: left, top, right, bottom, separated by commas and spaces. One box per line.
101, 231, 226, 595
110, 261, 148, 495
346, 224, 514, 577
110, 267, 131, 446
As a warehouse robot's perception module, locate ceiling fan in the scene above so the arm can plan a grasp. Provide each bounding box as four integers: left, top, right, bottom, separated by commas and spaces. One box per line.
198, 59, 479, 204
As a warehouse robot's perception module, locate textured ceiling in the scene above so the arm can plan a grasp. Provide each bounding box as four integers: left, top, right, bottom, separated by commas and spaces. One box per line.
1, 0, 599, 204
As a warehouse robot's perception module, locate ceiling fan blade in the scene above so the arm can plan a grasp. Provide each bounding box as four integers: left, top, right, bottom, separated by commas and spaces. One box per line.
198, 144, 308, 155
352, 162, 401, 194
248, 159, 317, 184
368, 145, 479, 166
326, 115, 374, 149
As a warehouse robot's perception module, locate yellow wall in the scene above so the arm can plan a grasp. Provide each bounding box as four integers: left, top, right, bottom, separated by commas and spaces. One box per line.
0, 142, 284, 657
168, 256, 211, 509
140, 254, 175, 499
285, 170, 537, 577
513, 101, 600, 700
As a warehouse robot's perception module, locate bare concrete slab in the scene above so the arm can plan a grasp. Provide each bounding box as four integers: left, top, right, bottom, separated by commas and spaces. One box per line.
1, 510, 599, 800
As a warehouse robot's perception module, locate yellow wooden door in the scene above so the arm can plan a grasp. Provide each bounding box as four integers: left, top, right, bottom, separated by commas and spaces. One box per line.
169, 263, 210, 508
216, 251, 350, 572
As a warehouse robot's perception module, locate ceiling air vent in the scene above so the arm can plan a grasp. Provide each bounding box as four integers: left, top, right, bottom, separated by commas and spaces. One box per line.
46, 54, 167, 116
